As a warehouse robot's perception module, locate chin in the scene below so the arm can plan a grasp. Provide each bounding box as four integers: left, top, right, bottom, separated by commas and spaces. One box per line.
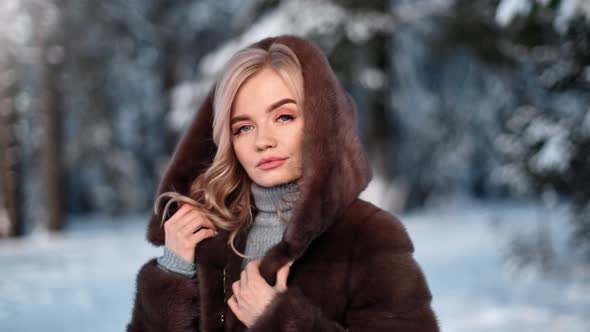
252, 170, 299, 187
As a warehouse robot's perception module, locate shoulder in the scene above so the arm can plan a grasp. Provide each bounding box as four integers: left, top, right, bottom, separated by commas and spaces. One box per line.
345, 198, 415, 256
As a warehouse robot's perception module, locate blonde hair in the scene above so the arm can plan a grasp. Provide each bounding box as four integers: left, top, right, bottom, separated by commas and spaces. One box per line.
155, 42, 304, 259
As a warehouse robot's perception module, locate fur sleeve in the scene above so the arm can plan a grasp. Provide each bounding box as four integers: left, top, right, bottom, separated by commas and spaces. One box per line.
126, 258, 200, 332
247, 210, 440, 332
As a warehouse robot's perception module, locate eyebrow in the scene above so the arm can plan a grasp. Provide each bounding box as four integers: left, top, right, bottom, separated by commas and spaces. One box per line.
230, 98, 296, 126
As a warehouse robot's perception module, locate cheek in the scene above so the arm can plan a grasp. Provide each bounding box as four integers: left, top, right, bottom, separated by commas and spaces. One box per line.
232, 142, 247, 164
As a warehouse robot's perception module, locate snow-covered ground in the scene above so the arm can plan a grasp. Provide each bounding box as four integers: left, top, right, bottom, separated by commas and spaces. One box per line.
404, 199, 590, 332
0, 200, 588, 331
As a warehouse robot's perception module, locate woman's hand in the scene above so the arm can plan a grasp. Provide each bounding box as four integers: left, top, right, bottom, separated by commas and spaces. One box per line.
228, 259, 292, 328
163, 202, 218, 263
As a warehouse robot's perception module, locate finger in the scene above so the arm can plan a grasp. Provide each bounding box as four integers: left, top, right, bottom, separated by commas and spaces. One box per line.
189, 228, 217, 245
179, 210, 215, 235
163, 209, 196, 234
232, 281, 241, 303
163, 206, 192, 230
167, 203, 194, 224
184, 209, 217, 230
275, 261, 292, 291
179, 212, 207, 235
240, 268, 248, 290
228, 294, 240, 313
171, 209, 200, 230
180, 213, 216, 235
245, 259, 262, 283
199, 215, 216, 229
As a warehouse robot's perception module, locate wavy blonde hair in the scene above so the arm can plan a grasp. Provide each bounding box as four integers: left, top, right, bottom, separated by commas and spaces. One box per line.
154, 42, 304, 259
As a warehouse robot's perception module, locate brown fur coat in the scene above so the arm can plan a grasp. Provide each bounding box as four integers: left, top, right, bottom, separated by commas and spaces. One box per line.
127, 35, 440, 331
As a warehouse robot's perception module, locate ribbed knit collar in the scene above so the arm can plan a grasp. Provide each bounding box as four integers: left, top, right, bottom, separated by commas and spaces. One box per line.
250, 180, 301, 212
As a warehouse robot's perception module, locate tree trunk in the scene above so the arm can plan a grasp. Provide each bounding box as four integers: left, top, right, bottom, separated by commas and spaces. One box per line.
0, 75, 23, 237
40, 57, 64, 232
38, 1, 65, 232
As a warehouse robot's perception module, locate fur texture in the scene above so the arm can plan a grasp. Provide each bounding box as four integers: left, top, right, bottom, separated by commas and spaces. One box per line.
127, 35, 440, 331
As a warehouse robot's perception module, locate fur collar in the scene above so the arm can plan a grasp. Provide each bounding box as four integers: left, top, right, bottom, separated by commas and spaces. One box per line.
145, 35, 372, 285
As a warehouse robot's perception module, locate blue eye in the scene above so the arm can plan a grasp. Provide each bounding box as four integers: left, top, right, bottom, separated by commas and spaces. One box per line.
234, 125, 252, 136
278, 114, 294, 122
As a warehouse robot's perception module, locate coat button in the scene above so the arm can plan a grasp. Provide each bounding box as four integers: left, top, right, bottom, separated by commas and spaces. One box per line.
219, 313, 225, 322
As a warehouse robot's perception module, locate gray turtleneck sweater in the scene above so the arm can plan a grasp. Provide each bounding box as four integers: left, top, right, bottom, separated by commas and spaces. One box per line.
156, 181, 299, 279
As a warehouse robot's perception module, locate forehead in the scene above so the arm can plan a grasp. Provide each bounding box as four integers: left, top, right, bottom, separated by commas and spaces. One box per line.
232, 68, 296, 115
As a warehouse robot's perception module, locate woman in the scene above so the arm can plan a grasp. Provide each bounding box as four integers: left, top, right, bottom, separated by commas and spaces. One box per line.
127, 35, 440, 332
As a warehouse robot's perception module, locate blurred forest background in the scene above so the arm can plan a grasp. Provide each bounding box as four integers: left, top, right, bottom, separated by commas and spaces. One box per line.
0, 0, 589, 331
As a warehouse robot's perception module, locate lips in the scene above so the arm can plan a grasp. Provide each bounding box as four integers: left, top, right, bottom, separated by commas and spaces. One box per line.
257, 157, 288, 167
258, 158, 287, 170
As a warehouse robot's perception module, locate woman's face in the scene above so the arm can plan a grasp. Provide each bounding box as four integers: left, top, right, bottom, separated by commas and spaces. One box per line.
230, 67, 304, 187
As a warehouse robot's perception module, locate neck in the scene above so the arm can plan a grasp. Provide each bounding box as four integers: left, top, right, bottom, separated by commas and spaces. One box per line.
250, 181, 301, 212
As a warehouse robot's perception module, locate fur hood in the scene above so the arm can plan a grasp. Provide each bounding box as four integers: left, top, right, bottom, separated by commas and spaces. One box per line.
145, 34, 372, 285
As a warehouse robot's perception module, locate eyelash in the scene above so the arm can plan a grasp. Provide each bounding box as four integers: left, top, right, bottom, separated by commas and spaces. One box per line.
233, 114, 295, 136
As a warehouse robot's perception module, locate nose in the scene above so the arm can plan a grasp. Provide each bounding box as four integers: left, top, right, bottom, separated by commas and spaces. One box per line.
255, 127, 277, 151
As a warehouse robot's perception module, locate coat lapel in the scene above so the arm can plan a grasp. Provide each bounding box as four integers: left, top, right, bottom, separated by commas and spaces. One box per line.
193, 228, 228, 331
195, 220, 253, 331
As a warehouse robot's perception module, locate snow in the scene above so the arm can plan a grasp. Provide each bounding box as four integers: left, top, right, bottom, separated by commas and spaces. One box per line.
0, 1, 33, 47
197, 0, 348, 78
1, 200, 589, 331
495, 0, 533, 27
0, 215, 160, 332
358, 67, 387, 90
402, 199, 589, 332
555, 0, 590, 33
168, 80, 207, 131
529, 134, 574, 173
523, 118, 574, 174
495, 0, 590, 33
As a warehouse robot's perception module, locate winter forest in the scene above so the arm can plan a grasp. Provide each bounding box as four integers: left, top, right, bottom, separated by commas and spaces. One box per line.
1, 0, 589, 331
